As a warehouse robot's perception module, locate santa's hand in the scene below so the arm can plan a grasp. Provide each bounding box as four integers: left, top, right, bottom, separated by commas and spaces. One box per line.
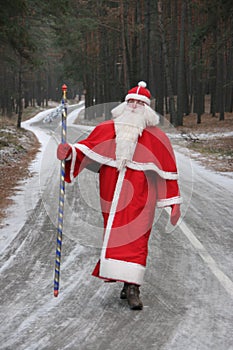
170, 204, 181, 226
57, 143, 72, 160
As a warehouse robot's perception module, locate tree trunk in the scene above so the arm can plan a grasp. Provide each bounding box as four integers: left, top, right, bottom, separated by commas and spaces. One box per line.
120, 0, 129, 91
225, 30, 233, 112
145, 0, 151, 82
177, 1, 187, 126
17, 59, 23, 128
216, 25, 225, 121
157, 1, 177, 125
193, 47, 204, 124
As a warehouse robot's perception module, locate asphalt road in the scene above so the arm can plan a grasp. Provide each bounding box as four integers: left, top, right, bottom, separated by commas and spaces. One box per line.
0, 106, 233, 350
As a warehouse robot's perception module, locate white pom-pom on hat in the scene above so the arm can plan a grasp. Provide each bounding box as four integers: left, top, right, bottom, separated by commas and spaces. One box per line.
138, 81, 147, 88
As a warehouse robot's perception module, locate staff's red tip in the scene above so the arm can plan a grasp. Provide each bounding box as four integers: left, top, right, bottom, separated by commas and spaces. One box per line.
54, 290, 59, 297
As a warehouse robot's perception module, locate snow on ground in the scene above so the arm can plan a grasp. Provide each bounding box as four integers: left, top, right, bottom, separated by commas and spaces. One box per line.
0, 109, 52, 254
0, 103, 88, 254
1, 105, 233, 350
1, 104, 233, 254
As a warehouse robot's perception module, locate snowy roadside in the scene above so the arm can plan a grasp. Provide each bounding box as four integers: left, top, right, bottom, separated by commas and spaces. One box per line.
1, 105, 233, 255
0, 109, 53, 254
172, 134, 233, 180
0, 103, 85, 254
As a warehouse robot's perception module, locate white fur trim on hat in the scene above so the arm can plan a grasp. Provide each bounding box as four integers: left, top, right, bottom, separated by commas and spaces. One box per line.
125, 93, 151, 105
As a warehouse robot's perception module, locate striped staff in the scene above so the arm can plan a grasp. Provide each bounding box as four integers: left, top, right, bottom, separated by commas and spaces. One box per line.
54, 84, 68, 297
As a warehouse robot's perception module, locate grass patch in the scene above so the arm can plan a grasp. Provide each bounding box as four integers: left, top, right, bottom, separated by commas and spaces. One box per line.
187, 137, 233, 157
0, 127, 26, 150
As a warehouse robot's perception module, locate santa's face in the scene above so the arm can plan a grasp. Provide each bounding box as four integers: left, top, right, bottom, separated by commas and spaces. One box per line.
111, 99, 159, 128
127, 99, 145, 113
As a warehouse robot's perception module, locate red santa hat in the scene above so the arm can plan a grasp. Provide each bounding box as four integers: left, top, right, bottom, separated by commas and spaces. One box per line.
125, 81, 151, 105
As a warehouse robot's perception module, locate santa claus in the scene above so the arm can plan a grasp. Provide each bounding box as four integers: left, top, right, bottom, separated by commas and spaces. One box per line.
57, 81, 182, 310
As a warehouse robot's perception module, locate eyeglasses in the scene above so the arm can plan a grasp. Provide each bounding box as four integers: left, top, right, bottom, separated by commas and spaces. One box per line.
127, 99, 145, 106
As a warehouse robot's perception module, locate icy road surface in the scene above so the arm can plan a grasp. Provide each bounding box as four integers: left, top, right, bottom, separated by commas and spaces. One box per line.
0, 105, 233, 350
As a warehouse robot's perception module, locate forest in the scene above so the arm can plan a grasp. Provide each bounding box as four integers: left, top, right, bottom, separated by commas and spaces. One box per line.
0, 0, 233, 127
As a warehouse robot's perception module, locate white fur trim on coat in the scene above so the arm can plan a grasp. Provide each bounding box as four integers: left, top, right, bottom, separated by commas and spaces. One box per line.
100, 258, 146, 285
69, 144, 179, 180
67, 144, 77, 182
157, 196, 183, 207
99, 167, 146, 285
128, 161, 179, 179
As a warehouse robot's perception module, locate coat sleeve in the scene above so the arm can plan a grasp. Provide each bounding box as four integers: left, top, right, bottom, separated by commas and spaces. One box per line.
154, 131, 182, 207
64, 147, 89, 183
156, 176, 181, 207
64, 121, 115, 183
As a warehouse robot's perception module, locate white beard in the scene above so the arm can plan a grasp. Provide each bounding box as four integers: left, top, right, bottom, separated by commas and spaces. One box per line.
111, 102, 160, 171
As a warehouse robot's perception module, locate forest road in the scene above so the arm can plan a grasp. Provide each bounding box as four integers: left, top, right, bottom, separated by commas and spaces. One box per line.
0, 106, 233, 350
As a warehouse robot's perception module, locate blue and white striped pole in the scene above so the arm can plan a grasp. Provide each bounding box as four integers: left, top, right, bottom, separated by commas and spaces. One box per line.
54, 84, 67, 297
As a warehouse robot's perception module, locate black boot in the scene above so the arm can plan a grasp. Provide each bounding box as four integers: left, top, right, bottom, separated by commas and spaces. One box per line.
120, 282, 128, 299
126, 284, 143, 310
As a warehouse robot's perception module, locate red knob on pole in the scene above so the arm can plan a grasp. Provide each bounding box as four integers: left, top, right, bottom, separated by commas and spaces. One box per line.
62, 84, 67, 100
62, 84, 67, 92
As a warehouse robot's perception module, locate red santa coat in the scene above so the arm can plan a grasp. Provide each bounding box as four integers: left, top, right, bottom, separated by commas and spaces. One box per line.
64, 120, 181, 285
